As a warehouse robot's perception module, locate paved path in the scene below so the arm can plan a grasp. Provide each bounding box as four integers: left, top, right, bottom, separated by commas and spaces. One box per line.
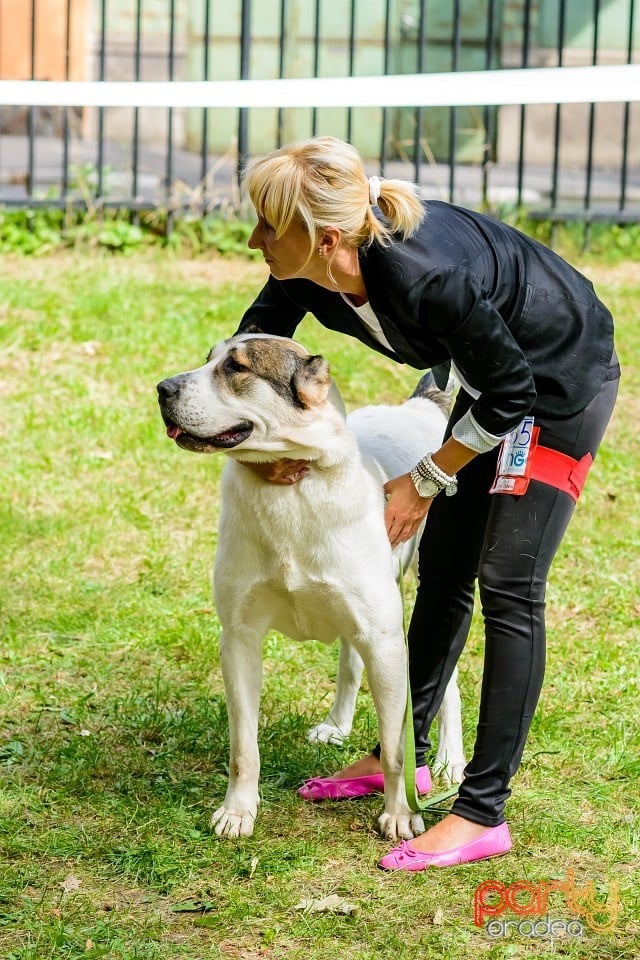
1, 132, 639, 213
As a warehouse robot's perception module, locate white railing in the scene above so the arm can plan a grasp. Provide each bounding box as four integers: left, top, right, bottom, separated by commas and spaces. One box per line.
0, 64, 638, 109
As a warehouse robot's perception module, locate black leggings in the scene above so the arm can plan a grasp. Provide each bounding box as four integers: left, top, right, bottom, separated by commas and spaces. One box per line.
378, 357, 619, 827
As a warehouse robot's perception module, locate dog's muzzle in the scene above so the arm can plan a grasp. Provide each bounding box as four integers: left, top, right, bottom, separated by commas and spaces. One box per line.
157, 376, 253, 452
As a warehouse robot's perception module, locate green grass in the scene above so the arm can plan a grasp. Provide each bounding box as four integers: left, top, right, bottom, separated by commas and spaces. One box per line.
0, 251, 638, 959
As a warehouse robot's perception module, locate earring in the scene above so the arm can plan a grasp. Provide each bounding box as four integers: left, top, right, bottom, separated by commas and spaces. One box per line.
317, 247, 324, 256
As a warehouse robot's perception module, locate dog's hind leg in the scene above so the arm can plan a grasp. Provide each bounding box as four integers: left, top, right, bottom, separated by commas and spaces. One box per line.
434, 667, 466, 785
211, 627, 263, 839
307, 640, 364, 745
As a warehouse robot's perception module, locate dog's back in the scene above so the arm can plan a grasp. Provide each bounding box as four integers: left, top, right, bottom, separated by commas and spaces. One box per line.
348, 393, 449, 485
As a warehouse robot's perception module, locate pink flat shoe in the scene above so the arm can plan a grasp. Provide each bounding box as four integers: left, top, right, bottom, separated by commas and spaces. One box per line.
379, 822, 512, 871
298, 764, 432, 801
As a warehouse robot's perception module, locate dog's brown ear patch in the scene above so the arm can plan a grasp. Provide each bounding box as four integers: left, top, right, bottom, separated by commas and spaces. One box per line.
293, 355, 331, 408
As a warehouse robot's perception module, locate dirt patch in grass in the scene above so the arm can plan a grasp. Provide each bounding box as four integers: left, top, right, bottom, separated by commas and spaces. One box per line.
583, 261, 640, 286
169, 257, 268, 288
1, 251, 268, 289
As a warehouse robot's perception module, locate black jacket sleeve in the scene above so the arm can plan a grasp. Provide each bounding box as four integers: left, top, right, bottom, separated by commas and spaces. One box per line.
419, 266, 537, 436
236, 276, 306, 337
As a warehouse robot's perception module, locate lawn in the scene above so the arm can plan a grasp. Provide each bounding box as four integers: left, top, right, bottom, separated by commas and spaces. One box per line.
0, 251, 638, 959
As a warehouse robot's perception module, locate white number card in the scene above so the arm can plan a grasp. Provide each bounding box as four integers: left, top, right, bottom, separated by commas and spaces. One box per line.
490, 417, 539, 496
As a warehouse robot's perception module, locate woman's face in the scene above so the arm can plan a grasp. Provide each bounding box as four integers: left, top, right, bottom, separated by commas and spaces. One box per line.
248, 215, 314, 281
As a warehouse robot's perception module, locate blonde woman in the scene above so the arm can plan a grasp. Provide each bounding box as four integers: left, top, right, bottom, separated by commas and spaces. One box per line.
235, 136, 619, 871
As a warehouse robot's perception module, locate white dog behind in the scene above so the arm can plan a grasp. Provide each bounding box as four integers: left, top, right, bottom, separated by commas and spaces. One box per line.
307, 400, 465, 785
157, 334, 465, 841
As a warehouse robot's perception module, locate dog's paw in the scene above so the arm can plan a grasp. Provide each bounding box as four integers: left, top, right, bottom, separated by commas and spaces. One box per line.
211, 804, 257, 839
448, 761, 466, 785
434, 757, 466, 786
377, 811, 424, 841
306, 721, 349, 745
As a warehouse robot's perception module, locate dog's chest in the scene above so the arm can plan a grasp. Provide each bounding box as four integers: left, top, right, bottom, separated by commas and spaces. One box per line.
217, 477, 396, 644
247, 571, 373, 645
225, 531, 395, 642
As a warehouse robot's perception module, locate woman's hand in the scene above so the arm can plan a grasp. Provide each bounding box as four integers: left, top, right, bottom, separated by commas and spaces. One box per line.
240, 459, 310, 485
383, 472, 432, 548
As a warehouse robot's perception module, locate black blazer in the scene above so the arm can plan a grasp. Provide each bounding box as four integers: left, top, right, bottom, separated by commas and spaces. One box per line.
238, 201, 614, 438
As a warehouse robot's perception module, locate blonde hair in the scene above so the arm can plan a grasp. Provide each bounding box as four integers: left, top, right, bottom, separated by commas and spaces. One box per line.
243, 136, 424, 259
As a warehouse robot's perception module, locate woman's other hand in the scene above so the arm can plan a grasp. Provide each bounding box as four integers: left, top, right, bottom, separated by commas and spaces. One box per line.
240, 459, 310, 485
383, 473, 431, 548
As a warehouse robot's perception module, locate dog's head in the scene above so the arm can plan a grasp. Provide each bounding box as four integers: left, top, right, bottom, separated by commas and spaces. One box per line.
157, 334, 342, 458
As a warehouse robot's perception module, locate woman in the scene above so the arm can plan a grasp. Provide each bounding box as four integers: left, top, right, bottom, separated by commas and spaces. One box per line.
234, 136, 619, 871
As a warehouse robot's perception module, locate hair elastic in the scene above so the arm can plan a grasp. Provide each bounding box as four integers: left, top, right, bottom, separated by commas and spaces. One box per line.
368, 175, 382, 205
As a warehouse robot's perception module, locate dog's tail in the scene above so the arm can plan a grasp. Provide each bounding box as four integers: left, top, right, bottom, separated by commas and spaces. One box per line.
410, 371, 456, 417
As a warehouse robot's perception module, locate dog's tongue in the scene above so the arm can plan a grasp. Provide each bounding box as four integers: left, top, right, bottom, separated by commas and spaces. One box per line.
167, 424, 183, 440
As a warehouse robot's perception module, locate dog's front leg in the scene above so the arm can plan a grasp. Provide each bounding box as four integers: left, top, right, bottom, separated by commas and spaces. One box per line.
211, 628, 263, 839
307, 640, 364, 745
358, 637, 424, 842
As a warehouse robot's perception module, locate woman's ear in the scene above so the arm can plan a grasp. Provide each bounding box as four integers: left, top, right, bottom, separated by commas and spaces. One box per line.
317, 226, 341, 257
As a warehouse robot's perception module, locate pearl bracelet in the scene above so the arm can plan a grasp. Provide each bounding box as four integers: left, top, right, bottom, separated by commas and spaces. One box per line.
415, 453, 458, 496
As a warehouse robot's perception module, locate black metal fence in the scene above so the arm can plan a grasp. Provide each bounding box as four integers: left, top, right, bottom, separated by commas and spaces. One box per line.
0, 0, 638, 227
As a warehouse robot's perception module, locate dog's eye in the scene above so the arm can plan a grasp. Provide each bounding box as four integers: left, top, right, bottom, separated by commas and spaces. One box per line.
224, 354, 248, 375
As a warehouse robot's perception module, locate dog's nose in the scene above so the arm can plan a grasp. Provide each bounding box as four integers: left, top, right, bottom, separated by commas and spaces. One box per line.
157, 378, 180, 400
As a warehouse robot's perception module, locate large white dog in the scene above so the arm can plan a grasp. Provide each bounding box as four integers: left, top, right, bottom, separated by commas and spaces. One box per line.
157, 333, 465, 841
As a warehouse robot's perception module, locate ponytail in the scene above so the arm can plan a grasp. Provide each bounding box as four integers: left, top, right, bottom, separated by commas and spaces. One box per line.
243, 137, 425, 252
368, 178, 424, 245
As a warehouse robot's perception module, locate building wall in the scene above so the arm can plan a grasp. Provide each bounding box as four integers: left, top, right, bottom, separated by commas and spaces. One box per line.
0, 0, 90, 81
0, 0, 90, 135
